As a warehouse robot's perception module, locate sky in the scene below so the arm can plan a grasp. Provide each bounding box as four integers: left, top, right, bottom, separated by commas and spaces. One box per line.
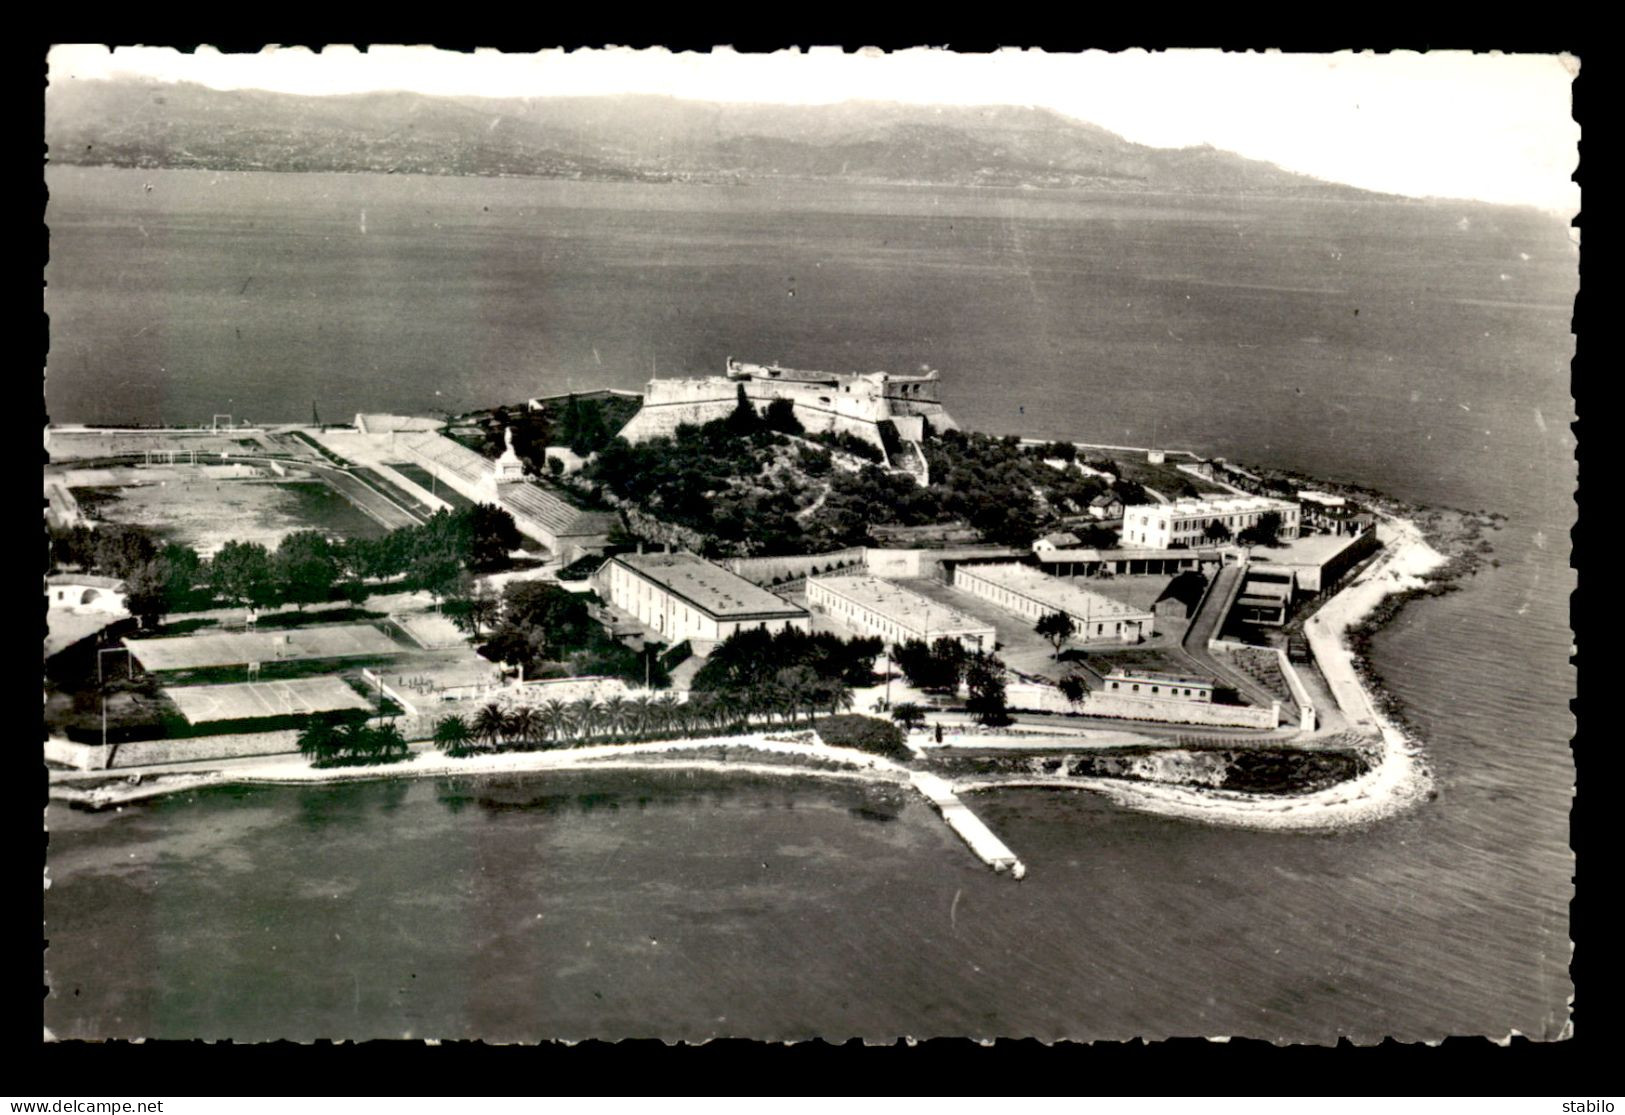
46, 45, 1581, 213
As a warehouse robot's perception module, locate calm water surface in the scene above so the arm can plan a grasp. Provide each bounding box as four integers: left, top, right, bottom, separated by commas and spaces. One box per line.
44, 168, 1577, 1041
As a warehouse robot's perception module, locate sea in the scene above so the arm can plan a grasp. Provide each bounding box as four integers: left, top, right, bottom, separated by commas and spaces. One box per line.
42, 166, 1578, 1043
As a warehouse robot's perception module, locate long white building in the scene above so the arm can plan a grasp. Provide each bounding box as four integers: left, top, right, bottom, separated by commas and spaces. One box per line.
807, 574, 996, 652
595, 551, 810, 651
953, 563, 1153, 644
1121, 495, 1300, 550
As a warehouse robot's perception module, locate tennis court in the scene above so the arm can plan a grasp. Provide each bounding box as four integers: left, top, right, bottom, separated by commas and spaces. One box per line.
164, 676, 374, 724
127, 623, 404, 671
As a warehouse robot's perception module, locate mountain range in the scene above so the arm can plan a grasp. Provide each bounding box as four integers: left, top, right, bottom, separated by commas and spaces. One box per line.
45, 77, 1387, 198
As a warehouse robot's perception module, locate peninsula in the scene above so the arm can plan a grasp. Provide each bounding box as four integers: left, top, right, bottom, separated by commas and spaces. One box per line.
44, 359, 1496, 875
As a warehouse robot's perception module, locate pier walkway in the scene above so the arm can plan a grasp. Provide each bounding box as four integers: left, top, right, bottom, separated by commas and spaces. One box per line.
909, 770, 1026, 879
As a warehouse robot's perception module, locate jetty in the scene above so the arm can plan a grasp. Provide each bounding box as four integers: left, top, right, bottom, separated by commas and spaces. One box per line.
909, 770, 1026, 879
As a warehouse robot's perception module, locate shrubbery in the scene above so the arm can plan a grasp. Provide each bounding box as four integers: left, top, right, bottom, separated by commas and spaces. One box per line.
813, 714, 911, 761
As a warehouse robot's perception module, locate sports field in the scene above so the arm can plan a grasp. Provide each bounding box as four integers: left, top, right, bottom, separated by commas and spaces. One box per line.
126, 623, 402, 671
164, 676, 373, 724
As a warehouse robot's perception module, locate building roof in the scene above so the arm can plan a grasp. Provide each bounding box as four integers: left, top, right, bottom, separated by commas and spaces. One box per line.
1124, 495, 1298, 520
1034, 547, 1221, 564
46, 573, 125, 590
810, 574, 995, 639
1038, 531, 1082, 547
958, 563, 1154, 620
613, 552, 808, 620
1090, 493, 1123, 508
1260, 531, 1369, 568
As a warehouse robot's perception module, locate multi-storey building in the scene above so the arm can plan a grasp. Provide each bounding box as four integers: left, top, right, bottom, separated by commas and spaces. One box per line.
1121, 496, 1301, 550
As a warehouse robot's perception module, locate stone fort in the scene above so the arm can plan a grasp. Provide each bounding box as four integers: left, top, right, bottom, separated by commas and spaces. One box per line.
616, 359, 960, 463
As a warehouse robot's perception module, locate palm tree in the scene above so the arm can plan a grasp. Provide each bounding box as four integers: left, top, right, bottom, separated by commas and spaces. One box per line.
821, 680, 855, 718
775, 667, 816, 726
472, 702, 507, 750
569, 696, 601, 741
600, 694, 630, 742
297, 717, 339, 763
432, 713, 472, 754
372, 721, 408, 760
629, 694, 655, 740
541, 699, 571, 747
507, 705, 542, 748
335, 720, 373, 761
654, 694, 681, 739
690, 693, 719, 736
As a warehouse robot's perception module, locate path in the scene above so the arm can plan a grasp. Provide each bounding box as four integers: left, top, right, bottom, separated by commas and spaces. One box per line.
1178, 564, 1281, 711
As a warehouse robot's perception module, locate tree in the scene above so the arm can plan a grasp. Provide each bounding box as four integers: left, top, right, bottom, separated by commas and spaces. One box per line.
467, 504, 522, 572
890, 702, 926, 732
600, 694, 630, 740
964, 652, 1012, 727
1058, 673, 1091, 708
370, 721, 409, 761
92, 524, 160, 580
208, 540, 276, 608
775, 665, 820, 726
725, 383, 761, 436
892, 637, 968, 693
273, 530, 339, 609
297, 716, 341, 763
158, 543, 203, 610
122, 559, 170, 629
433, 713, 472, 754
499, 581, 594, 660
472, 703, 508, 749
1035, 611, 1077, 660
1238, 511, 1283, 547
763, 396, 804, 435
569, 697, 601, 740
507, 706, 542, 748
819, 679, 855, 717
1203, 518, 1233, 543
446, 578, 502, 639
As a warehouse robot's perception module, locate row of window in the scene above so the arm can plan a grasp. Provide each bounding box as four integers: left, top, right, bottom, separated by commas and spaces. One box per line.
1108, 680, 1204, 698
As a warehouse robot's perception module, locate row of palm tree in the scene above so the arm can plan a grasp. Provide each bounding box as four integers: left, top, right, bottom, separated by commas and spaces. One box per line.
432, 675, 857, 754
297, 717, 410, 765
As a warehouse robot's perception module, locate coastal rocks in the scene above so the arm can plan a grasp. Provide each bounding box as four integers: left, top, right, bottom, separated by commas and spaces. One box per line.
934, 745, 1371, 797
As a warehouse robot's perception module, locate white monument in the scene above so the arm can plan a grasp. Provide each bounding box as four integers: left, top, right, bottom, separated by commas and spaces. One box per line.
494, 426, 526, 484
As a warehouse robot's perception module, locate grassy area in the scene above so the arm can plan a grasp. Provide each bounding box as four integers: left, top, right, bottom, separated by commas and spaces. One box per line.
285, 480, 389, 539
389, 463, 476, 511
1092, 452, 1232, 499
350, 466, 440, 518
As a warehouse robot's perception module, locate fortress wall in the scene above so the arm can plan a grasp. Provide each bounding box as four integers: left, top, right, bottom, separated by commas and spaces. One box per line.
891, 400, 960, 433
617, 373, 957, 449
1004, 684, 1281, 728
726, 547, 867, 586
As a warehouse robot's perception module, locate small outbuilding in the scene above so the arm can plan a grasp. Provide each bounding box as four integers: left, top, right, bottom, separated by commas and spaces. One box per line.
46, 573, 128, 616
1088, 493, 1124, 520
